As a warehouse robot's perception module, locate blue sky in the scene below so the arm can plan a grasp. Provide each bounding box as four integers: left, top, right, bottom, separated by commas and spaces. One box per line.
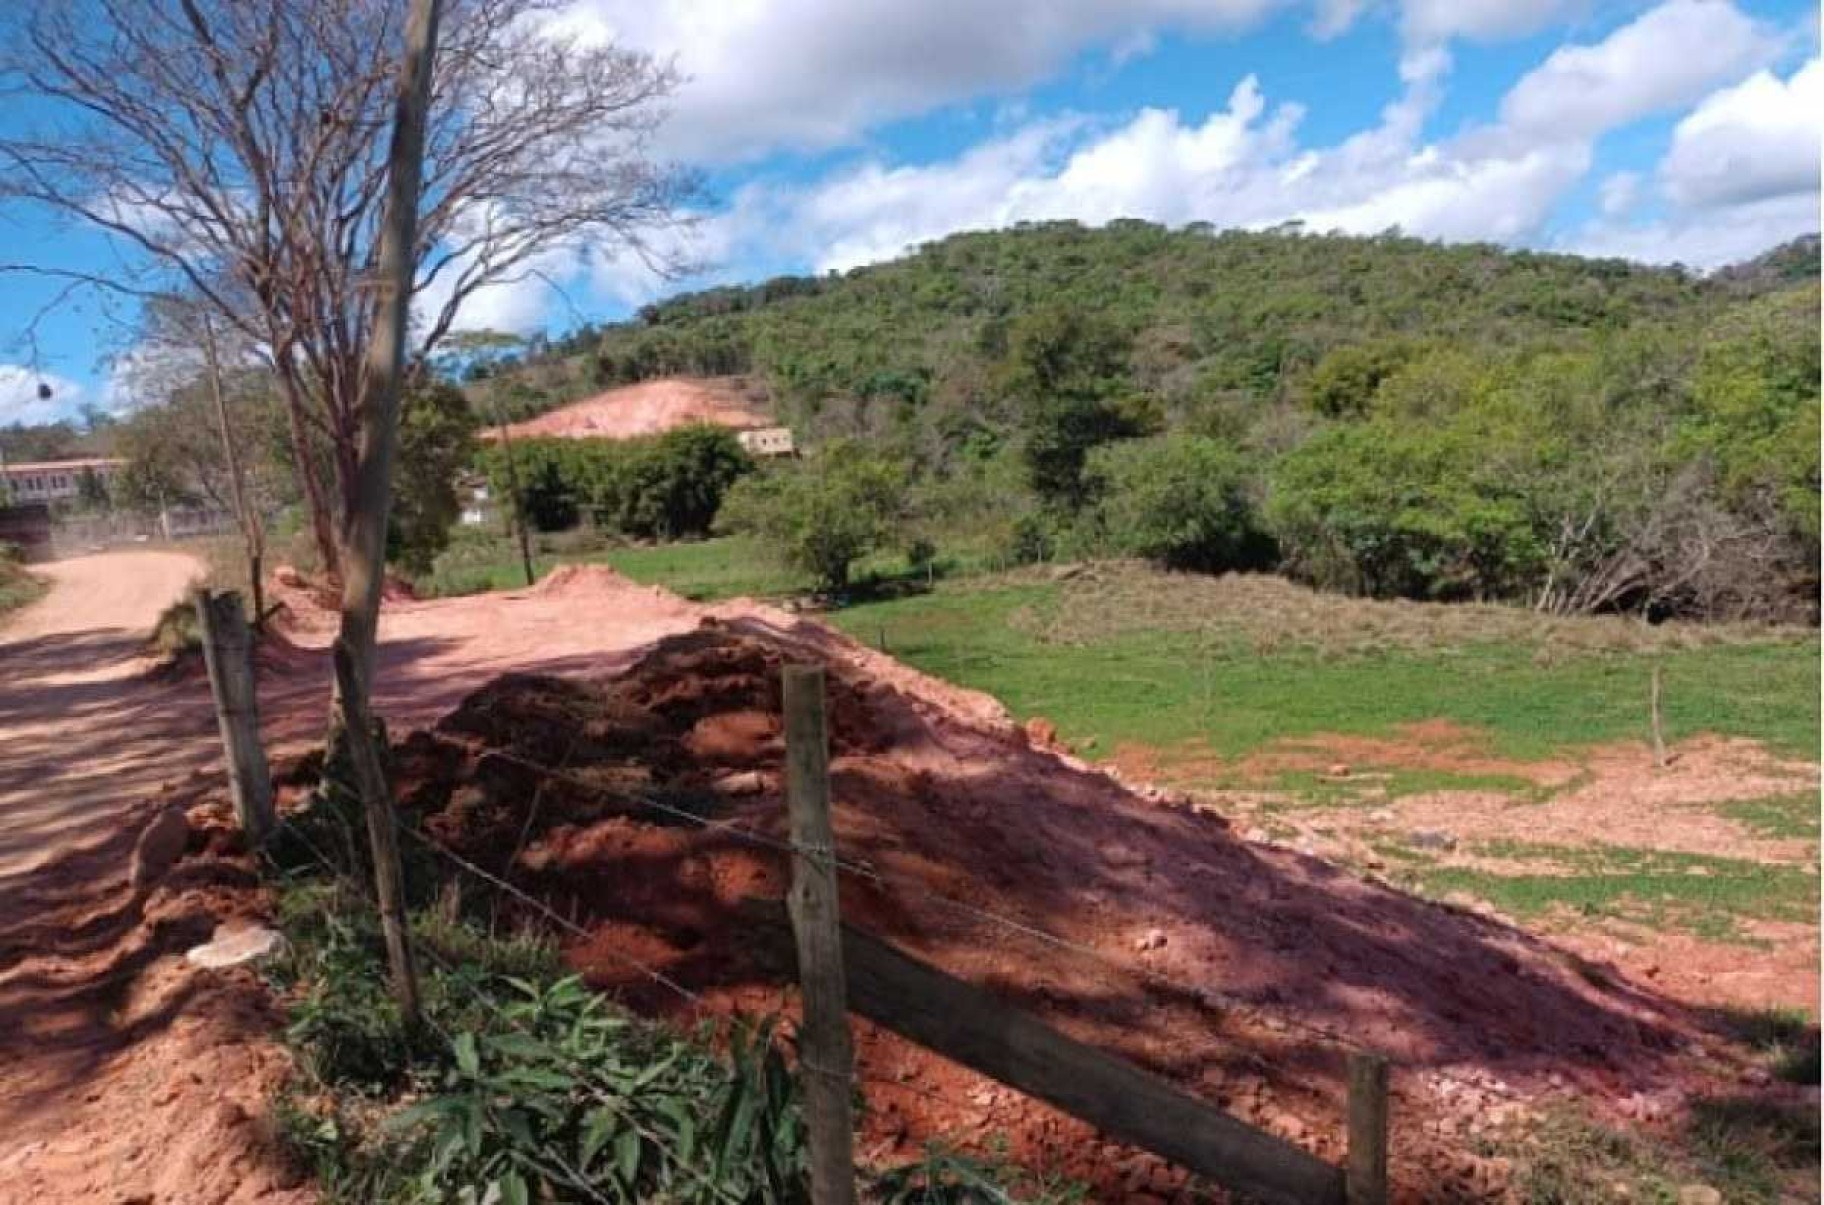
2, 0, 1818, 424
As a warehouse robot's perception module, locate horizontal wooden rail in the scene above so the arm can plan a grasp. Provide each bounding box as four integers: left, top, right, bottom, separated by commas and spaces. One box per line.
740, 898, 1346, 1205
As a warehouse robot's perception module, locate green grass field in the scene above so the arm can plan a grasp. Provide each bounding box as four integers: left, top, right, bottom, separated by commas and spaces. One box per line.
824, 574, 1819, 762
425, 536, 1818, 762
1412, 841, 1819, 944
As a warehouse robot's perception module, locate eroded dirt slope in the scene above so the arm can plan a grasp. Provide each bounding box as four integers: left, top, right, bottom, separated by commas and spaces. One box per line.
388, 612, 1790, 1199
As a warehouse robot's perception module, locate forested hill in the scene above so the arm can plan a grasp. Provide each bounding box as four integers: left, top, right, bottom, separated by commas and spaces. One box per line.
591, 223, 1816, 409
486, 222, 1820, 621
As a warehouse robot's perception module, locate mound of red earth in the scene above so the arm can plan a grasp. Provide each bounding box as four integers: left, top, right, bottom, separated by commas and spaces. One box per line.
390, 618, 1766, 1200
480, 376, 771, 443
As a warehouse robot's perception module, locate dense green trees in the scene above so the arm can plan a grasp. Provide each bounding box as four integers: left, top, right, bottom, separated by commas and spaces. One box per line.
1083, 437, 1268, 573
717, 441, 907, 592
486, 224, 1819, 620
478, 425, 754, 541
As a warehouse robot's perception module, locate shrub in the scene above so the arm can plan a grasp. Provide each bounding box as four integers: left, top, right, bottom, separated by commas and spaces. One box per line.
1302, 338, 1418, 418
387, 382, 479, 574
1084, 436, 1271, 572
478, 425, 753, 541
1267, 419, 1543, 601
592, 424, 754, 540
718, 440, 908, 592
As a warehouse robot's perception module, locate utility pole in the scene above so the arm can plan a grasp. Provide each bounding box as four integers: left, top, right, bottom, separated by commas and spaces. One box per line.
332, 0, 444, 1024
487, 395, 536, 587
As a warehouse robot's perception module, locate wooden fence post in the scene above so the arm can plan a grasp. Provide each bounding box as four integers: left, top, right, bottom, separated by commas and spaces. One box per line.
193, 588, 276, 844
1347, 1052, 1390, 1205
782, 663, 858, 1205
1650, 664, 1667, 769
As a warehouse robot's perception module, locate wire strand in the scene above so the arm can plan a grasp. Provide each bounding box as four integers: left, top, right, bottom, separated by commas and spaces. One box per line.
418, 729, 1364, 1052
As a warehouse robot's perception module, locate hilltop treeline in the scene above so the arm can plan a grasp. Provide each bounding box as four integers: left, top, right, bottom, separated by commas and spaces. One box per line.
519, 223, 1824, 620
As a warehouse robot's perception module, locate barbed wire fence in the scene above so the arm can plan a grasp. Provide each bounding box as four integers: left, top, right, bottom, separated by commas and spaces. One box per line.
198, 603, 1385, 1204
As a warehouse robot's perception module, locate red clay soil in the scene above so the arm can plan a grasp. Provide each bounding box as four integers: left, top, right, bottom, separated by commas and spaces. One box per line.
479, 376, 771, 443
0, 789, 305, 1205
384, 617, 1787, 1202
4, 555, 1806, 1203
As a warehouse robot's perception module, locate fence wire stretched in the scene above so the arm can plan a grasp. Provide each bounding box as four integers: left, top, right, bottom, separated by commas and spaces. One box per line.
417, 728, 1366, 1054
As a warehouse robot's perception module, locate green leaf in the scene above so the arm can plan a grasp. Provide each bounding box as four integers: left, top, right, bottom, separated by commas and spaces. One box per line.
497, 1169, 530, 1205
614, 1128, 642, 1185
580, 1106, 619, 1168
453, 1031, 481, 1077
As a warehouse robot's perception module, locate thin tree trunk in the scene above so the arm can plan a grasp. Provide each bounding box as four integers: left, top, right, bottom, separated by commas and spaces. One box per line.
275, 354, 340, 581
330, 0, 443, 1023
201, 312, 267, 626
487, 395, 536, 587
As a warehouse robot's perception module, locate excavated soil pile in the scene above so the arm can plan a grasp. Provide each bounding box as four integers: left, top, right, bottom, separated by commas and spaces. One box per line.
392, 619, 1764, 1201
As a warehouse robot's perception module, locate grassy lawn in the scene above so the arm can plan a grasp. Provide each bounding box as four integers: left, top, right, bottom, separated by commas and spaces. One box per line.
826, 573, 1819, 762
1409, 841, 1820, 944
1720, 793, 1822, 841
421, 540, 1816, 770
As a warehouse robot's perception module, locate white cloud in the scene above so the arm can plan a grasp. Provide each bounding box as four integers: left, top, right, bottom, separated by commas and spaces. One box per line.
674, 54, 1603, 283
1597, 170, 1641, 217
1567, 192, 1820, 268
1566, 55, 1823, 269
564, 0, 1287, 162
1400, 0, 1584, 46
1661, 57, 1822, 208
0, 366, 85, 427
571, 0, 1814, 311
1499, 0, 1777, 140
563, 0, 1648, 164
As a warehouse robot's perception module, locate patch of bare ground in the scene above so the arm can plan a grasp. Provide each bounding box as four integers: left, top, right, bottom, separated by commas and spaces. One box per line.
1299, 735, 1818, 863
0, 793, 306, 1205
480, 375, 771, 443
1157, 726, 1819, 1020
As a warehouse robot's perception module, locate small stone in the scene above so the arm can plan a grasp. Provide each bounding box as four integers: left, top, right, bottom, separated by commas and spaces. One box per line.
1326, 763, 1351, 778
185, 925, 286, 969
1367, 808, 1394, 824
1407, 828, 1458, 852
1676, 1186, 1722, 1205
1135, 929, 1168, 953
711, 770, 767, 796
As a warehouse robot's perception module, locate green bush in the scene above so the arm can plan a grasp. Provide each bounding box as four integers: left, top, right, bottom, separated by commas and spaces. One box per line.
1267, 418, 1543, 601
1084, 436, 1271, 572
479, 425, 753, 540
717, 441, 908, 592
387, 382, 480, 574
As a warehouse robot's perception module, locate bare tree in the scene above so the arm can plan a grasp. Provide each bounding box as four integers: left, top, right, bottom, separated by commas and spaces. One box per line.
332, 0, 444, 1024
121, 294, 282, 619
0, 0, 691, 583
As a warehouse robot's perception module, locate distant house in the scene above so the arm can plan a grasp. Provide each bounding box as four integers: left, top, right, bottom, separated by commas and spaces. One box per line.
736, 426, 796, 458
0, 457, 126, 504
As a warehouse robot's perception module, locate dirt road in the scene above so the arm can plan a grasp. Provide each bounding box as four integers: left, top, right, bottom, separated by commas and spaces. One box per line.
0, 551, 206, 879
